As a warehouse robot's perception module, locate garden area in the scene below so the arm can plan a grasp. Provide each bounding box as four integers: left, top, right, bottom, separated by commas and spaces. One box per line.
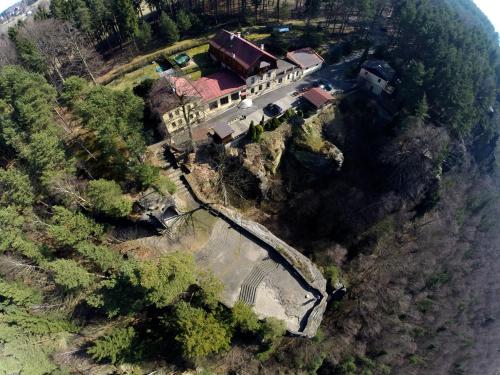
104, 29, 272, 91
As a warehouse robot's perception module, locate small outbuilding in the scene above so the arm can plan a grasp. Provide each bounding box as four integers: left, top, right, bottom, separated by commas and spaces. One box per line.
286, 48, 324, 75
212, 123, 235, 144
302, 87, 334, 109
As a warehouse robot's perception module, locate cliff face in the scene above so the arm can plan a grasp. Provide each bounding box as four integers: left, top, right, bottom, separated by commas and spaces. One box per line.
290, 108, 344, 176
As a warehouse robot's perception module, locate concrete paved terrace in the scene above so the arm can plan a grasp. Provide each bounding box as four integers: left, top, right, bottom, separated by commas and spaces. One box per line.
195, 215, 322, 335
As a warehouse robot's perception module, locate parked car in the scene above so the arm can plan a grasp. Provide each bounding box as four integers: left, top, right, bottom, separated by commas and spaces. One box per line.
314, 79, 334, 92
264, 103, 284, 117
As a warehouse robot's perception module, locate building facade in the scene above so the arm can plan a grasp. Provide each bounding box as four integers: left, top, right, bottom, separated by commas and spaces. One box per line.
358, 60, 396, 96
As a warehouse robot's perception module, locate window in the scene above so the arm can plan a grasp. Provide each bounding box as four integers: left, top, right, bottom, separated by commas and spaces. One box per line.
171, 120, 176, 127
266, 82, 270, 88
220, 96, 229, 105
250, 88, 255, 94
168, 112, 174, 119
278, 78, 283, 84
287, 74, 290, 80
267, 72, 271, 78
231, 92, 240, 101
209, 101, 218, 110
259, 85, 263, 91
377, 78, 382, 83
175, 109, 180, 115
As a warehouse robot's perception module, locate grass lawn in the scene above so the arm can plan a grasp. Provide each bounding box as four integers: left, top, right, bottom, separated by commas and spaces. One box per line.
246, 32, 271, 42
103, 29, 272, 89
106, 63, 160, 91
177, 43, 219, 80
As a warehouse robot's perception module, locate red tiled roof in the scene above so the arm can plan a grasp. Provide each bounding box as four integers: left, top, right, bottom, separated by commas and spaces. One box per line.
302, 87, 334, 108
286, 48, 324, 69
193, 70, 246, 102
209, 29, 277, 71
167, 76, 201, 98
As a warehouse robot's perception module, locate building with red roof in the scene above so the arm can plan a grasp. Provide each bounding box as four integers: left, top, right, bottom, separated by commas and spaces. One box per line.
302, 87, 334, 109
193, 70, 246, 104
209, 30, 278, 79
208, 30, 299, 98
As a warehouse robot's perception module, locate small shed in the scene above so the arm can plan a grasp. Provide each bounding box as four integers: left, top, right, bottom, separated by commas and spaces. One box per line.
212, 123, 235, 144
302, 87, 334, 109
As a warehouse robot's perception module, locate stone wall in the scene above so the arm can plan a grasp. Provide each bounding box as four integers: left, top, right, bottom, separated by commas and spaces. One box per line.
183, 173, 328, 337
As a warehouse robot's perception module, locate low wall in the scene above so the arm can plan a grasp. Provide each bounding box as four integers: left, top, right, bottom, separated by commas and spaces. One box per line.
183, 174, 328, 337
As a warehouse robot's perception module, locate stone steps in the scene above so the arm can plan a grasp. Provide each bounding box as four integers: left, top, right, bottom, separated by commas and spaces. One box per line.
195, 222, 228, 266
238, 258, 279, 306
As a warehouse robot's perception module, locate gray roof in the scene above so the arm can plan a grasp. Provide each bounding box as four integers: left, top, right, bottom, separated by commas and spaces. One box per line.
213, 123, 235, 139
286, 48, 324, 69
276, 58, 296, 74
362, 60, 396, 81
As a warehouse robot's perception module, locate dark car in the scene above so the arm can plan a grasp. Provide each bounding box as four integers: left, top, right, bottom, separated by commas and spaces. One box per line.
313, 79, 334, 92
264, 103, 283, 117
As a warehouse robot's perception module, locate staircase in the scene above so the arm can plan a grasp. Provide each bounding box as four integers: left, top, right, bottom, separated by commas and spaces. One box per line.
164, 165, 189, 195
238, 258, 279, 306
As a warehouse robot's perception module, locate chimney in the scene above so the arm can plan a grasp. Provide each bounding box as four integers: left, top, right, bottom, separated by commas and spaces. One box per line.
232, 53, 236, 59
236, 32, 241, 38
230, 33, 234, 40
260, 44, 265, 51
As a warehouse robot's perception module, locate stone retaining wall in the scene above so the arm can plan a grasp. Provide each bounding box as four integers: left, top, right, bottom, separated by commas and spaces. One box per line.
183, 173, 328, 337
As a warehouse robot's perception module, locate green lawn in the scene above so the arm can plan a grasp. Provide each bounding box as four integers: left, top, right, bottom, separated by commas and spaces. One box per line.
107, 63, 160, 91
176, 43, 218, 80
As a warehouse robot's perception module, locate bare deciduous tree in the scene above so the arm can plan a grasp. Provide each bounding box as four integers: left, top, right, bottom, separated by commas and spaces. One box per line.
18, 19, 101, 87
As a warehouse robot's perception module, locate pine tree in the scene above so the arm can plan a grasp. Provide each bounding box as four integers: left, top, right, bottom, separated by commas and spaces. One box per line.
176, 10, 192, 34
248, 121, 256, 141
134, 21, 152, 50
173, 302, 232, 361
87, 179, 132, 218
159, 12, 179, 44
88, 326, 135, 364
415, 93, 430, 121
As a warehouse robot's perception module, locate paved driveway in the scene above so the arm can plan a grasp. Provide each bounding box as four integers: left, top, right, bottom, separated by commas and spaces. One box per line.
192, 52, 361, 141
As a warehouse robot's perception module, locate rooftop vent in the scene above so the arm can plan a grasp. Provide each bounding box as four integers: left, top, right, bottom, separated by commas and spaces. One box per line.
260, 44, 265, 50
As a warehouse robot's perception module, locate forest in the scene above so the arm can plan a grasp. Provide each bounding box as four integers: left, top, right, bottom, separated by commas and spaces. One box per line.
0, 0, 499, 373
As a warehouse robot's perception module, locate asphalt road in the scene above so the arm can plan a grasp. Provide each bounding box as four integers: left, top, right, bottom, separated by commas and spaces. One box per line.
192, 51, 362, 141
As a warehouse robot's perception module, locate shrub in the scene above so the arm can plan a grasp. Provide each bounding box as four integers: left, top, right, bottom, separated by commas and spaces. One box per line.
232, 301, 260, 333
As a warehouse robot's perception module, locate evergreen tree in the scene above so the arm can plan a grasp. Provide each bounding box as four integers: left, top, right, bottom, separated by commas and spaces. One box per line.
0, 168, 35, 209
255, 124, 264, 141
158, 12, 179, 44
134, 21, 152, 50
176, 10, 192, 34
47, 259, 94, 290
415, 93, 430, 121
113, 0, 139, 40
88, 326, 136, 364
248, 121, 256, 141
87, 179, 132, 218
48, 206, 104, 246
138, 252, 196, 307
173, 301, 232, 361
76, 242, 123, 272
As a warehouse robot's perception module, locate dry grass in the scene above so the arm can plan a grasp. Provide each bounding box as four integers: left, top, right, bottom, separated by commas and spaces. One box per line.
106, 63, 159, 91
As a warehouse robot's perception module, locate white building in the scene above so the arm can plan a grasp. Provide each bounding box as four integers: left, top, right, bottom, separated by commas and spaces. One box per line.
286, 48, 325, 76
358, 60, 396, 96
